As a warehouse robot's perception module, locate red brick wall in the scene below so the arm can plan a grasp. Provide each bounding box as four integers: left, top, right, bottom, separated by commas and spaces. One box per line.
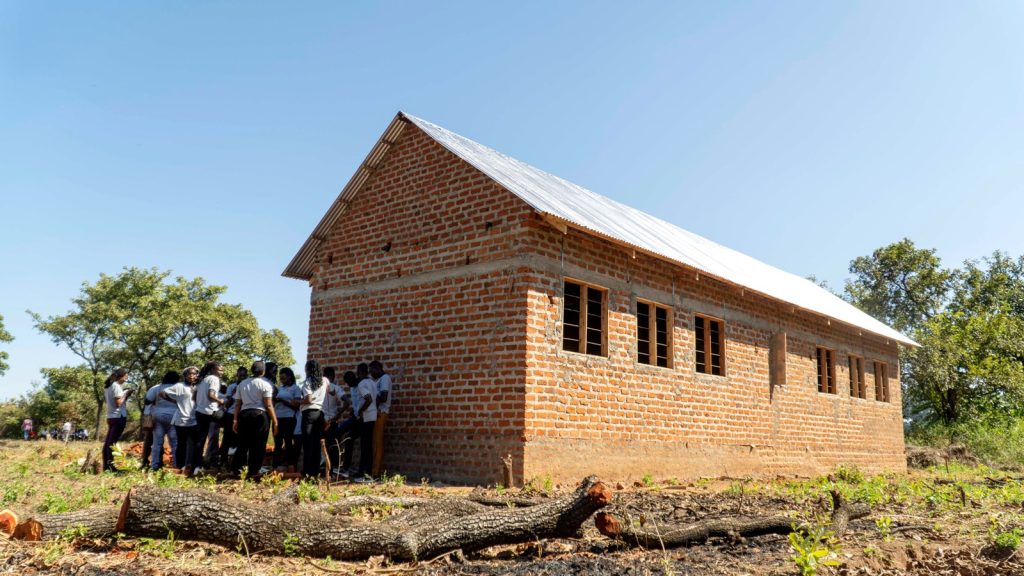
521, 226, 906, 483
303, 121, 907, 485
306, 124, 534, 483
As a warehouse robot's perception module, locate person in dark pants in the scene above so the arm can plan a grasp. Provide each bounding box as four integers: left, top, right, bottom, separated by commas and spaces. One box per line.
231, 361, 278, 480
354, 363, 378, 482
321, 367, 345, 478
298, 359, 327, 479
273, 368, 300, 470
140, 392, 155, 470
217, 367, 246, 468
160, 366, 201, 475
102, 368, 132, 472
337, 370, 361, 477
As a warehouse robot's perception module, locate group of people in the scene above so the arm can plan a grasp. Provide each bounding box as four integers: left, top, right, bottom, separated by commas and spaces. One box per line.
99, 359, 394, 482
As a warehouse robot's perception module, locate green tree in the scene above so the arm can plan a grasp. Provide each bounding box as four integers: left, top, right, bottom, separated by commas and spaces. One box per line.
0, 313, 14, 376
31, 267, 294, 436
844, 239, 952, 334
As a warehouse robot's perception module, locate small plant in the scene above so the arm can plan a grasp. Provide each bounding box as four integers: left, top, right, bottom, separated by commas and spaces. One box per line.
833, 464, 864, 484
297, 479, 322, 502
40, 492, 71, 514
494, 483, 506, 495
283, 532, 300, 556
875, 515, 893, 541
993, 529, 1023, 551
542, 474, 554, 493
381, 472, 406, 487
641, 473, 655, 487
789, 523, 840, 576
57, 524, 89, 541
137, 530, 176, 559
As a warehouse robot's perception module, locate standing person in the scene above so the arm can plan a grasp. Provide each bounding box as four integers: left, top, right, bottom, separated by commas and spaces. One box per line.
272, 367, 300, 471
148, 371, 179, 471
370, 360, 393, 477
140, 385, 156, 469
102, 368, 132, 472
321, 367, 344, 478
354, 364, 378, 482
231, 361, 278, 480
337, 370, 361, 477
160, 366, 201, 475
195, 361, 224, 471
298, 360, 328, 479
218, 366, 246, 468
62, 421, 72, 442
21, 418, 32, 440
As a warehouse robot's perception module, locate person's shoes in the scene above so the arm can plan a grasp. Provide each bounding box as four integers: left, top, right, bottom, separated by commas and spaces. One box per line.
258, 465, 273, 474
193, 466, 205, 476
353, 475, 374, 484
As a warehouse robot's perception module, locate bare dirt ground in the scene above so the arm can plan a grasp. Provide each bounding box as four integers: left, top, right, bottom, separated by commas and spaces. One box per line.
2, 439, 1023, 575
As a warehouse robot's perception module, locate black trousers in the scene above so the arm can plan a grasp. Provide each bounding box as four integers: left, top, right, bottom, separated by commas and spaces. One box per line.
140, 427, 154, 468
232, 409, 269, 478
358, 420, 375, 476
218, 411, 236, 467
274, 416, 297, 468
102, 417, 127, 469
338, 417, 360, 470
324, 419, 341, 473
301, 409, 325, 478
195, 412, 215, 466
174, 424, 202, 470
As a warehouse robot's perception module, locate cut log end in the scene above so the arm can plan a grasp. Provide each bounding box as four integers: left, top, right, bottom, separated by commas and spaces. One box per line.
116, 490, 132, 533
0, 509, 18, 537
594, 512, 621, 537
12, 519, 42, 542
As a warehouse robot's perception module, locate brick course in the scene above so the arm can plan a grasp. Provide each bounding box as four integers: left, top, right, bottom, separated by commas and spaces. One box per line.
301, 122, 906, 485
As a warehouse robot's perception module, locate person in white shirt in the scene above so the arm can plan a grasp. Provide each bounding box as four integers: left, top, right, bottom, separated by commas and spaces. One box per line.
272, 367, 301, 470
147, 371, 180, 471
195, 361, 224, 470
355, 363, 378, 480
337, 370, 363, 476
370, 360, 393, 477
102, 368, 132, 472
298, 359, 329, 478
159, 366, 201, 475
231, 360, 279, 479
62, 421, 72, 442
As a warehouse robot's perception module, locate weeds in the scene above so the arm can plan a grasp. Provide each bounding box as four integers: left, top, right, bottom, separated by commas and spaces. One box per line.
789, 522, 840, 576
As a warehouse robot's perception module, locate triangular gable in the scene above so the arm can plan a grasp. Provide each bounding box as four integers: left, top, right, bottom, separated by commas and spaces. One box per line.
284, 112, 917, 347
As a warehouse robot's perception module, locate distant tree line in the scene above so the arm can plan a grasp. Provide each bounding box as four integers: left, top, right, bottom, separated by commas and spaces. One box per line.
0, 267, 293, 438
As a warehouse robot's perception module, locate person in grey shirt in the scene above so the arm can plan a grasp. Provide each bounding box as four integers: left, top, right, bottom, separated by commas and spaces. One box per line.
147, 371, 180, 471
102, 368, 132, 472
195, 361, 224, 470
160, 366, 200, 475
231, 360, 279, 479
298, 359, 328, 479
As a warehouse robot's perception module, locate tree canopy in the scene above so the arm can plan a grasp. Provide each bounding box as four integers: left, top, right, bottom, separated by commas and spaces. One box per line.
846, 243, 1024, 427
0, 313, 13, 376
30, 267, 294, 435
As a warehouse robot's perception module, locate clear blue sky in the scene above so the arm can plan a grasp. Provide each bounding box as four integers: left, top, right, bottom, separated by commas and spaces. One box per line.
1, 2, 1022, 400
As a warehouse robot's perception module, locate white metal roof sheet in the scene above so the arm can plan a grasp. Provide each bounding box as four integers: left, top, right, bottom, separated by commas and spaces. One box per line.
402, 113, 917, 347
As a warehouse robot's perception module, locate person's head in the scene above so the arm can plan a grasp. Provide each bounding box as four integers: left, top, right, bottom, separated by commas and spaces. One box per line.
183, 366, 200, 385
199, 361, 223, 380
369, 360, 384, 379
305, 360, 323, 390
324, 366, 336, 383
279, 367, 296, 386
265, 362, 278, 384
104, 367, 128, 388
235, 366, 248, 382
342, 371, 358, 387
161, 370, 181, 385
356, 363, 369, 380
250, 360, 266, 377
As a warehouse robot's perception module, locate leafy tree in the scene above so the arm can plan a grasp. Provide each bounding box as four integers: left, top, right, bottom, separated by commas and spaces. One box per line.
845, 239, 952, 334
31, 267, 294, 436
0, 313, 13, 376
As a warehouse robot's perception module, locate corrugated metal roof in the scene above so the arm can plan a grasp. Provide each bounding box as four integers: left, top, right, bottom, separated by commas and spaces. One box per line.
402, 113, 916, 347
284, 111, 916, 347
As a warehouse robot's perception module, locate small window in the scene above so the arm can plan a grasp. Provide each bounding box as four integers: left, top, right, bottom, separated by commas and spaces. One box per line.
816, 347, 836, 394
637, 300, 672, 368
695, 315, 724, 376
849, 355, 865, 398
874, 361, 890, 402
562, 279, 606, 356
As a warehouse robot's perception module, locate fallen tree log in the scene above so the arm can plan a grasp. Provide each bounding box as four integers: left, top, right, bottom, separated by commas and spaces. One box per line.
596, 490, 869, 548
11, 507, 120, 541
10, 475, 610, 561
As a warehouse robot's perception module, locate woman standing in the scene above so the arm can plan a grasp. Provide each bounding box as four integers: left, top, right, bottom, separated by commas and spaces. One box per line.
148, 371, 180, 471
195, 361, 224, 470
273, 367, 300, 471
298, 359, 328, 478
160, 366, 200, 475
102, 368, 132, 472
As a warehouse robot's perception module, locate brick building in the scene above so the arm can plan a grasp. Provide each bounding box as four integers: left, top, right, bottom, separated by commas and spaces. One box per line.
284, 112, 915, 485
